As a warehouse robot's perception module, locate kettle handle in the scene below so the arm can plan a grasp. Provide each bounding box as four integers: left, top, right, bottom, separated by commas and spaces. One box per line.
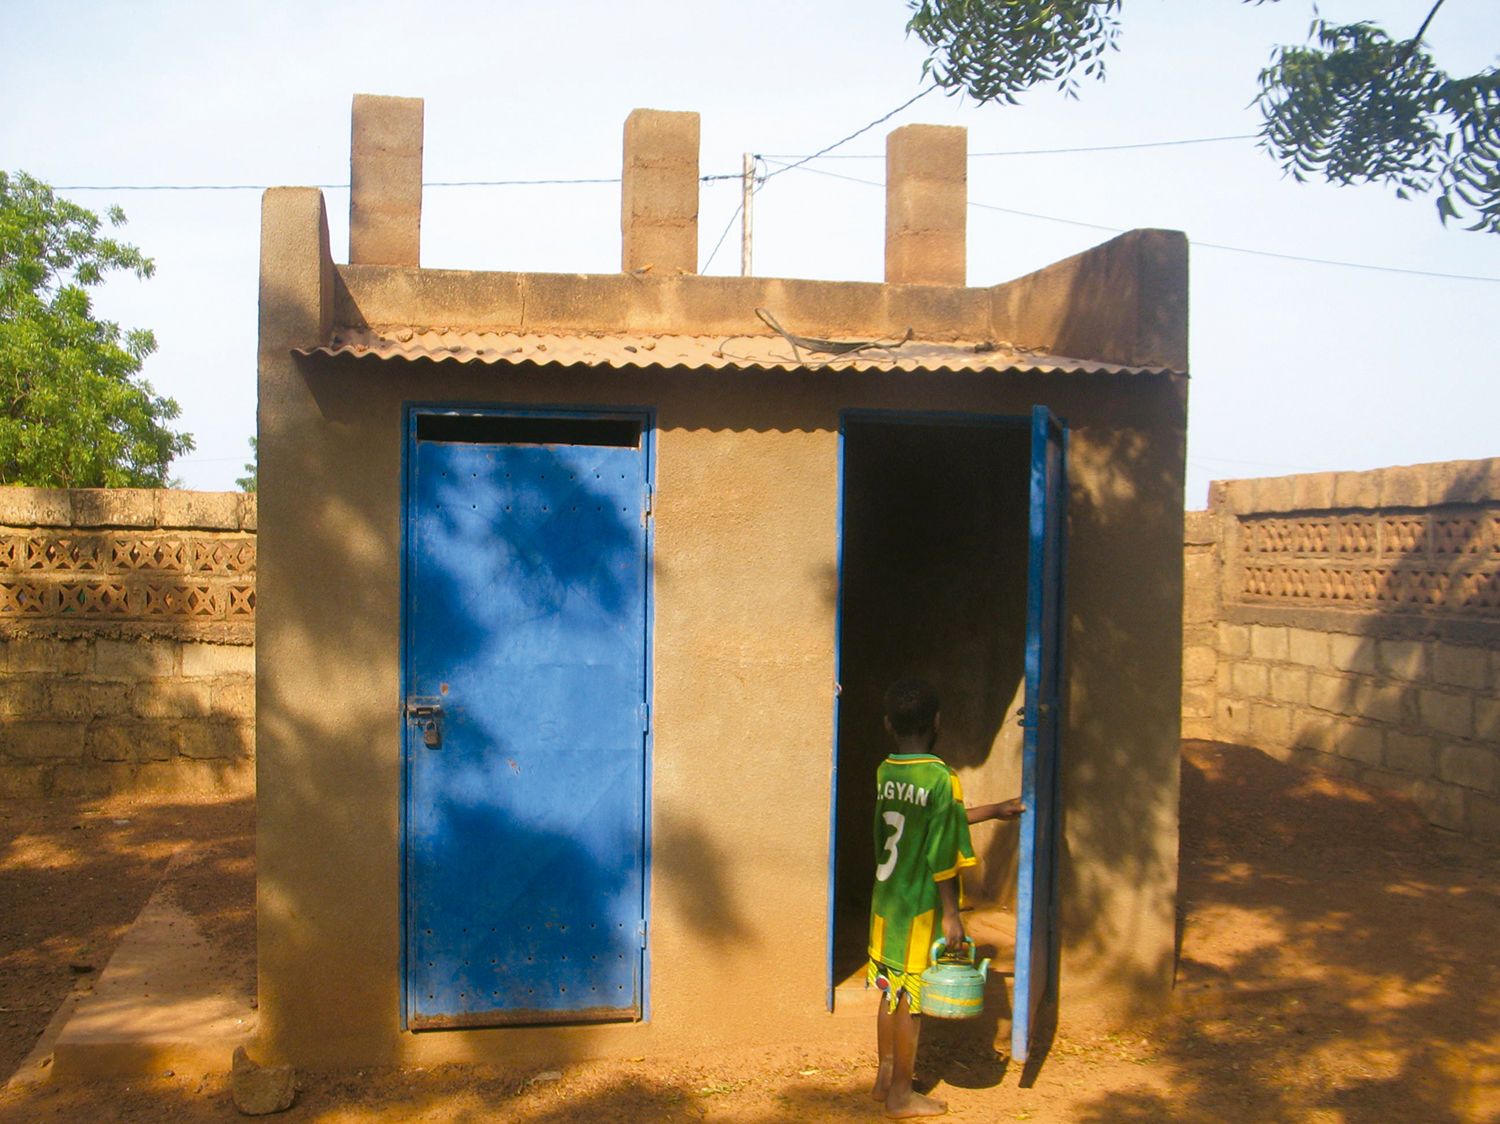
929, 937, 976, 964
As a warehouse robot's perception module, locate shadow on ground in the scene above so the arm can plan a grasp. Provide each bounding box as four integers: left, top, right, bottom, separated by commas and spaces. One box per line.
1069, 739, 1500, 1124
0, 795, 254, 1080
4, 742, 1499, 1123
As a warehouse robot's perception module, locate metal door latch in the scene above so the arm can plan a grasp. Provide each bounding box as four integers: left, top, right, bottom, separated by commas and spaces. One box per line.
1016, 702, 1052, 729
405, 700, 444, 749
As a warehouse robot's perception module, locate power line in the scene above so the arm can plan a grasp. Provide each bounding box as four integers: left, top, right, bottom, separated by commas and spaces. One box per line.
49, 132, 1253, 192
426, 178, 619, 186
1190, 241, 1500, 282
761, 134, 1259, 160
759, 86, 939, 182
760, 158, 1500, 284
702, 156, 770, 273
764, 159, 1119, 233
1188, 455, 1323, 471
54, 178, 623, 191
54, 183, 318, 191
700, 202, 746, 275
54, 139, 1500, 285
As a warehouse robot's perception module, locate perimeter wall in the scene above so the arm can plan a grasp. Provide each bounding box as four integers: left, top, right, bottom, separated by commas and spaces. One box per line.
1182, 459, 1500, 840
7, 459, 1496, 848
0, 487, 256, 798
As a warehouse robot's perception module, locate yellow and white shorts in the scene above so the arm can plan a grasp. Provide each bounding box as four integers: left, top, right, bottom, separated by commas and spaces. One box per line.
867, 959, 925, 1015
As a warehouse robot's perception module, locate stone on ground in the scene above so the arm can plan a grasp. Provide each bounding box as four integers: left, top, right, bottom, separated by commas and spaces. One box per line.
231, 1046, 296, 1115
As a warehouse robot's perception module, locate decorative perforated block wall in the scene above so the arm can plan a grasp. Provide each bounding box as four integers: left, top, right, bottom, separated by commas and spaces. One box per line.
0, 488, 256, 797
1184, 460, 1500, 840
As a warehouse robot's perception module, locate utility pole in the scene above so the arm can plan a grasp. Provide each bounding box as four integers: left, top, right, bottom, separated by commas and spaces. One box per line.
741, 153, 755, 278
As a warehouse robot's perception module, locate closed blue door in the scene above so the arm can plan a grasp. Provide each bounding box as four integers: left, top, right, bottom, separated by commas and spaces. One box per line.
1012, 405, 1067, 1064
403, 411, 649, 1029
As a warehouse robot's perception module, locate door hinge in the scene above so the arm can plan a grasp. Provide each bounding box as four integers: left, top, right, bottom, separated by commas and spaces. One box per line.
639, 702, 650, 731
637, 920, 648, 948
643, 482, 654, 517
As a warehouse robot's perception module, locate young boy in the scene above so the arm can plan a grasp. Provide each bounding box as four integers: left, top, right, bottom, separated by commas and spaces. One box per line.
869, 677, 1023, 1118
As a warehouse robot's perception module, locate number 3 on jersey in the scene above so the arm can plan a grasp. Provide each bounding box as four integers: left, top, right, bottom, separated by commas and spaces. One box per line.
875, 811, 905, 881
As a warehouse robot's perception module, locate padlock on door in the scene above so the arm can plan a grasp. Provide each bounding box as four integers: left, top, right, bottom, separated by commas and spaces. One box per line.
405, 700, 444, 749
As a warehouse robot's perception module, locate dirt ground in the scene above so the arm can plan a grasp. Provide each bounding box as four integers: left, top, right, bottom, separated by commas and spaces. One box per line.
3, 740, 1499, 1123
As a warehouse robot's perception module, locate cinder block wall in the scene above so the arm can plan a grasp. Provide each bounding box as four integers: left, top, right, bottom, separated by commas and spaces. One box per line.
1183, 460, 1500, 839
0, 487, 256, 798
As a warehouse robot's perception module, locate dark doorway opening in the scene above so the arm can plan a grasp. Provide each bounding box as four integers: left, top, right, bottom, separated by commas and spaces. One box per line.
832, 414, 1033, 992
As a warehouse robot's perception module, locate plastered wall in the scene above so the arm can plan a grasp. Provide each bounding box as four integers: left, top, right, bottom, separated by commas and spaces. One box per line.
1182, 460, 1500, 840
0, 487, 256, 798
258, 356, 1186, 1067
257, 159, 1188, 1065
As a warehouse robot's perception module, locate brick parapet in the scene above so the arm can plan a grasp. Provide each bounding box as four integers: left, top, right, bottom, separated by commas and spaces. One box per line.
0, 488, 256, 798
885, 124, 967, 287
1186, 458, 1500, 840
349, 94, 423, 268
621, 108, 700, 275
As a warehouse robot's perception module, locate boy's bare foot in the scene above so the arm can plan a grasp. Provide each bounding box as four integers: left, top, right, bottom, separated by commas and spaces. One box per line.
886, 1089, 947, 1117
872, 1063, 893, 1101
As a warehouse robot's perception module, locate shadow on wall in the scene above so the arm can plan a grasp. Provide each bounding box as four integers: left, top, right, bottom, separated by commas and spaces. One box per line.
259, 360, 751, 1066
1220, 482, 1500, 838
1054, 413, 1185, 1017
827, 377, 1187, 1030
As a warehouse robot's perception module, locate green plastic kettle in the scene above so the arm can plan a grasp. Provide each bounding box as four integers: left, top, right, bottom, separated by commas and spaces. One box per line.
920, 938, 992, 1019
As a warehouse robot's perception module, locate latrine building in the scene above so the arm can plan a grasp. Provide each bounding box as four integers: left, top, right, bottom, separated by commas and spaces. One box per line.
256, 95, 1189, 1067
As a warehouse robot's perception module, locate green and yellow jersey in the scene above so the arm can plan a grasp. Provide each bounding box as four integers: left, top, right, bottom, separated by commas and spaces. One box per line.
868, 754, 976, 974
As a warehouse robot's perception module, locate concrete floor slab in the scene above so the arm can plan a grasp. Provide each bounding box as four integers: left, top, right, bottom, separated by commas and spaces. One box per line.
48, 852, 255, 1079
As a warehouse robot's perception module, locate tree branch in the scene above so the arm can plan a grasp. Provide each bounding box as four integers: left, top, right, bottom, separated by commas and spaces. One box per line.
1400, 0, 1448, 66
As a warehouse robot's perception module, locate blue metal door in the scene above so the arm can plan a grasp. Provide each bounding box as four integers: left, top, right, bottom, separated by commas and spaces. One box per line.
1012, 405, 1067, 1064
403, 411, 649, 1029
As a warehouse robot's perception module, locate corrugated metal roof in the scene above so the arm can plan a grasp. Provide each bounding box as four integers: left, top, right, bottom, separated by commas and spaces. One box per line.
296, 328, 1174, 375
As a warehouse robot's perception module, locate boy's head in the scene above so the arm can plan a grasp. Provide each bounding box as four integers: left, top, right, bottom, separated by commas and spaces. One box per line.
884, 677, 940, 738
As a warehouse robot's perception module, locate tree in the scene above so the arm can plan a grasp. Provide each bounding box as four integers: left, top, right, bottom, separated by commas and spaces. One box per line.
236, 436, 257, 493
905, 0, 1500, 232
0, 171, 193, 488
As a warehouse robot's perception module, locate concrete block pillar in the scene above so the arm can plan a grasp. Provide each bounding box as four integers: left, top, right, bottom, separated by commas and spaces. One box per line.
349, 94, 423, 266
621, 108, 700, 274
885, 124, 967, 287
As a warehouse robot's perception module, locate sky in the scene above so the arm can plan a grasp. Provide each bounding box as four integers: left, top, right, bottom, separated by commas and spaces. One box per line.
3, 0, 1497, 507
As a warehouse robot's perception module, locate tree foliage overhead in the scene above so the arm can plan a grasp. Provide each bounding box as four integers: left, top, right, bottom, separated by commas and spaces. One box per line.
907, 0, 1124, 104
0, 171, 193, 488
905, 0, 1500, 232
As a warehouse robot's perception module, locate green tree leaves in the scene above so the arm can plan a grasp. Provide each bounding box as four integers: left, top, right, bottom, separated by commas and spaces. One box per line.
904, 1, 1500, 233
907, 0, 1123, 104
1256, 16, 1500, 233
236, 436, 257, 493
0, 171, 192, 487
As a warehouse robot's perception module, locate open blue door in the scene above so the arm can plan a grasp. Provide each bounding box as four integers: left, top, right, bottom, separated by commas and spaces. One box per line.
1012, 405, 1067, 1065
403, 411, 650, 1029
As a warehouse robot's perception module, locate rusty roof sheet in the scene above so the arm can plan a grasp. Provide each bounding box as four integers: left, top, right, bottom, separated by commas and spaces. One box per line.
297, 328, 1175, 375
